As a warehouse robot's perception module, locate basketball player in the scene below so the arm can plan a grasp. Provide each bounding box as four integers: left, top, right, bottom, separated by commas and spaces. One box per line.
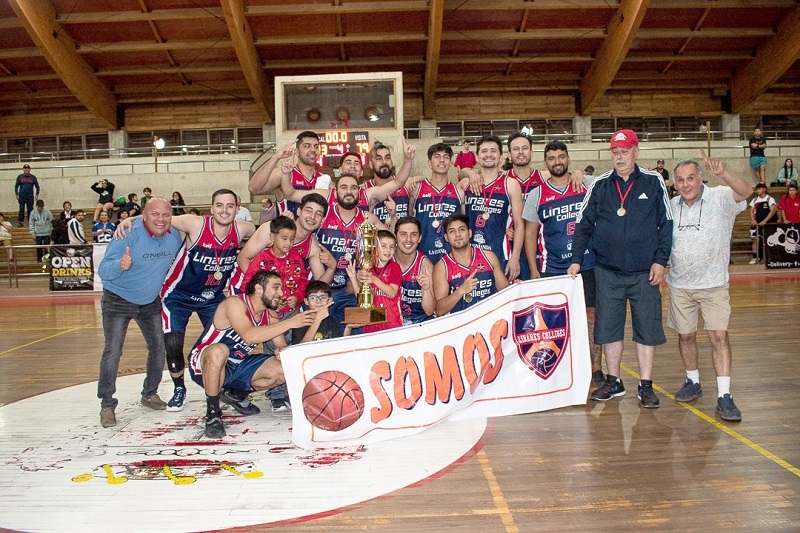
458, 135, 526, 281
188, 271, 317, 438
410, 143, 464, 264
362, 142, 411, 224
433, 213, 509, 316
393, 216, 435, 325
522, 140, 604, 388
247, 131, 331, 215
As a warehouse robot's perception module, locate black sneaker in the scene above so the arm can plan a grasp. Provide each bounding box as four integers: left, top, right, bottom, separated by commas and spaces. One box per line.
220, 389, 261, 416
591, 370, 606, 389
205, 412, 226, 439
715, 394, 742, 421
591, 377, 626, 401
166, 387, 187, 412
271, 398, 291, 413
674, 379, 702, 402
638, 383, 660, 409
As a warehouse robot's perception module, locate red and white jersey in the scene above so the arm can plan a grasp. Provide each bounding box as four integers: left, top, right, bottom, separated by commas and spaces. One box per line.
188, 294, 271, 376
505, 167, 543, 204
241, 246, 308, 314
230, 232, 315, 294
160, 215, 241, 305
363, 179, 410, 223
278, 165, 325, 215
316, 205, 366, 290
441, 248, 496, 314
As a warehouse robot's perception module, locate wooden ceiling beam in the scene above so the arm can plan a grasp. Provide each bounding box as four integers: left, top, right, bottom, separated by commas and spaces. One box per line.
729, 4, 800, 112
423, 0, 444, 119
219, 0, 274, 122
7, 0, 117, 128
579, 0, 650, 115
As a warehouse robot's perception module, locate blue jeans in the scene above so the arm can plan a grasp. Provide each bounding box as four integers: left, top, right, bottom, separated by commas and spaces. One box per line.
18, 197, 33, 224
97, 290, 166, 409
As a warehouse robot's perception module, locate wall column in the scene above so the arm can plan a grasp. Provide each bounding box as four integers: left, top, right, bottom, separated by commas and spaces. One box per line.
573, 115, 592, 142
107, 130, 129, 158
721, 113, 740, 140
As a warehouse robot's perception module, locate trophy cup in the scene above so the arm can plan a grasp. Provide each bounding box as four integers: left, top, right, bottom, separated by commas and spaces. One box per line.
344, 220, 387, 325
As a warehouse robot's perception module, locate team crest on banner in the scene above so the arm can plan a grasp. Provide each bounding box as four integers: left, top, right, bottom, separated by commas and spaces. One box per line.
513, 302, 570, 379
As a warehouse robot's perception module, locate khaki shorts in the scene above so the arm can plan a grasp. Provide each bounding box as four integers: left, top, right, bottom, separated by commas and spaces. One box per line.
1, 239, 10, 246
667, 284, 731, 334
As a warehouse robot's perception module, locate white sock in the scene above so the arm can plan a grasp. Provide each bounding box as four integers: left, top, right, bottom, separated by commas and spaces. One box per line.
686, 369, 700, 384
717, 376, 731, 397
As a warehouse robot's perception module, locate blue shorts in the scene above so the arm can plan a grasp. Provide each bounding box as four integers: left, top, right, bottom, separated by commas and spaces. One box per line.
189, 354, 268, 392
750, 156, 766, 169
594, 266, 666, 346
161, 292, 222, 333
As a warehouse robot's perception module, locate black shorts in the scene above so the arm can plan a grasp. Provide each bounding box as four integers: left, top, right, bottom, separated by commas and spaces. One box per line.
594, 266, 666, 346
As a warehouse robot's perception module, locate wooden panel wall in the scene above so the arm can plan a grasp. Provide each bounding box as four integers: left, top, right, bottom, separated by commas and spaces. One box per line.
2, 92, 799, 139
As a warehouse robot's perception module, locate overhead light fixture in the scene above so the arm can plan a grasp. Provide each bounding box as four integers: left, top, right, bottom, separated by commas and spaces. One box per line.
153, 137, 166, 150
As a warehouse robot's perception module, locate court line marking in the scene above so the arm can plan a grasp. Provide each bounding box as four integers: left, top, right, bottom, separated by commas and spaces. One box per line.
0, 323, 95, 359
621, 363, 800, 479
477, 449, 519, 533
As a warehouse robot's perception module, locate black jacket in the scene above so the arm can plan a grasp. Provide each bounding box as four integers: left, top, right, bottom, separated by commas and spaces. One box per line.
571, 165, 673, 275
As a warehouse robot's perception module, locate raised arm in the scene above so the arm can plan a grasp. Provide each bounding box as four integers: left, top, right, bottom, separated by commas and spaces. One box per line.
248, 143, 295, 195
364, 138, 417, 204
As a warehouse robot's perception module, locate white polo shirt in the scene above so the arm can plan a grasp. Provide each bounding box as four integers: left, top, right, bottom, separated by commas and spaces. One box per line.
666, 185, 746, 290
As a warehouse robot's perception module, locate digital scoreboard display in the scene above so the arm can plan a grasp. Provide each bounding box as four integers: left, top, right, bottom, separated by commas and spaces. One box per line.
317, 130, 370, 168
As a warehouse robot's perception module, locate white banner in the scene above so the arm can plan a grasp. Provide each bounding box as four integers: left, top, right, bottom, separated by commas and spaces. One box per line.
282, 276, 591, 449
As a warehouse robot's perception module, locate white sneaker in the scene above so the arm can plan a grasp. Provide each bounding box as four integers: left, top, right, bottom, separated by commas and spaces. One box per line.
748, 258, 758, 265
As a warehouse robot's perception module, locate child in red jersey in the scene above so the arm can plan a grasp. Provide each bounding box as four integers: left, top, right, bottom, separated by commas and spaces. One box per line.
347, 230, 403, 333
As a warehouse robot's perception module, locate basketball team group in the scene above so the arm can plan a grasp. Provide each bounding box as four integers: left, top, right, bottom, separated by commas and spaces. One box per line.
99, 127, 752, 438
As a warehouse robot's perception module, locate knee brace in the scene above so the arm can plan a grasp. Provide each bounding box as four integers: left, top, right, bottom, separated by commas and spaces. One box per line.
164, 331, 186, 374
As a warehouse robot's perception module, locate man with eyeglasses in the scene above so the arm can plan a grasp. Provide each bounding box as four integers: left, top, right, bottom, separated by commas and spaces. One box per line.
567, 129, 673, 409
666, 151, 751, 421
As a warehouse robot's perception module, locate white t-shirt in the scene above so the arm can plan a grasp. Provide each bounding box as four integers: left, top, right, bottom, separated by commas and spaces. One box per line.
667, 185, 746, 289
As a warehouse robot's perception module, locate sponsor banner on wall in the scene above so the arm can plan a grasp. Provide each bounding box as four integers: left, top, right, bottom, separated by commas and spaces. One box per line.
765, 224, 800, 269
283, 276, 591, 450
49, 245, 94, 291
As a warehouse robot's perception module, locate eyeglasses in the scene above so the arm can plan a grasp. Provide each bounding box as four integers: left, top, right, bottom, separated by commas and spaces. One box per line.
678, 200, 703, 231
307, 295, 329, 302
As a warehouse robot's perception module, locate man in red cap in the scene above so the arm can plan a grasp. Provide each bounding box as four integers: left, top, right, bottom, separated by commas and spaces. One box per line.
567, 129, 673, 409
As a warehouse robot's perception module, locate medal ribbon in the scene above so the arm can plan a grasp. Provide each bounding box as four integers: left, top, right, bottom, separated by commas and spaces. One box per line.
614, 179, 635, 211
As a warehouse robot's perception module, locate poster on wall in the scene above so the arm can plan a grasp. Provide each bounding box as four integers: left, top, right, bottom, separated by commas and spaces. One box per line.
764, 224, 800, 269
49, 245, 94, 291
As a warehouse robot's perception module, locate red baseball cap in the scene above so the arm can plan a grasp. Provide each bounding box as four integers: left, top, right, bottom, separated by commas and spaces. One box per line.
609, 129, 639, 150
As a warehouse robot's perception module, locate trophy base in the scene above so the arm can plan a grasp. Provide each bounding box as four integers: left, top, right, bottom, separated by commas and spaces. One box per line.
344, 306, 387, 325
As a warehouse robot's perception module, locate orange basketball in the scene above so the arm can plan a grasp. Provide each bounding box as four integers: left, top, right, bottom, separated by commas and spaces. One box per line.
301, 371, 365, 432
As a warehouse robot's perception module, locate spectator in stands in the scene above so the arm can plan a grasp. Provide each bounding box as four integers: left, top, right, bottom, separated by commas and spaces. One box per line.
91, 179, 116, 222
67, 210, 87, 245
778, 183, 800, 224
93, 210, 116, 243
667, 151, 751, 422
141, 187, 153, 208
775, 158, 798, 187
749, 182, 777, 264
118, 209, 130, 222
14, 164, 40, 227
123, 193, 142, 218
235, 197, 253, 222
29, 199, 53, 263
59, 201, 75, 222
749, 127, 767, 184
0, 212, 13, 262
259, 198, 277, 226
51, 218, 69, 245
583, 165, 595, 176
453, 140, 477, 171
170, 191, 186, 215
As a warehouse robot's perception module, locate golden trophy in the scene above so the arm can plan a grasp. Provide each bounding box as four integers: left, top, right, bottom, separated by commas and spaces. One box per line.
344, 220, 387, 325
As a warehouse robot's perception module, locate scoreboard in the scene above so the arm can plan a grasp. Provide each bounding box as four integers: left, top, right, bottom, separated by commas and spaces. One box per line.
317, 130, 370, 168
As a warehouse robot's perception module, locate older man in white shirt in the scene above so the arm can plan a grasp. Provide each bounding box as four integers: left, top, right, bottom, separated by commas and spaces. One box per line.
666, 150, 751, 421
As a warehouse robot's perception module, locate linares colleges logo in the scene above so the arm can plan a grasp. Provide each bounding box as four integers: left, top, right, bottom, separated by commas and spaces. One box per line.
512, 302, 570, 379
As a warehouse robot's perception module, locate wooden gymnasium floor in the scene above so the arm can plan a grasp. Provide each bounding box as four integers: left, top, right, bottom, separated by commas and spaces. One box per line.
1, 267, 799, 532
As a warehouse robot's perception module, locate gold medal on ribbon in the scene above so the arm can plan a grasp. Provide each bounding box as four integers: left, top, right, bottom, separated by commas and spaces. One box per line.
617, 206, 626, 217
481, 211, 490, 221
432, 220, 440, 229
463, 293, 473, 303
213, 270, 223, 281
344, 252, 353, 262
